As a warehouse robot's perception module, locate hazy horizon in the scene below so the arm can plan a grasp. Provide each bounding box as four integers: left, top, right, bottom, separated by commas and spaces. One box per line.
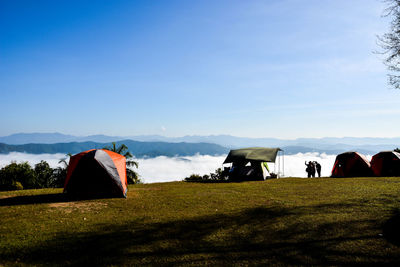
2, 132, 400, 139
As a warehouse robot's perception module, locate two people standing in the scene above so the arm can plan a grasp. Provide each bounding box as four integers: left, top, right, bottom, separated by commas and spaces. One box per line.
305, 161, 321, 178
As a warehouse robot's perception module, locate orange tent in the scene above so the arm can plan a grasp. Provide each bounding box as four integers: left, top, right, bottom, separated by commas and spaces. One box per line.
64, 149, 127, 198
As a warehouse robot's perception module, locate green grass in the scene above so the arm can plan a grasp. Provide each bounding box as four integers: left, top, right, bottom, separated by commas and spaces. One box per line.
1, 177, 400, 266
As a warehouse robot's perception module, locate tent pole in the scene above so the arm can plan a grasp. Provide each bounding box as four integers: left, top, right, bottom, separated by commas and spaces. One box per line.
278, 151, 281, 178
279, 150, 282, 178
279, 151, 281, 178
280, 151, 282, 177
277, 150, 281, 178
282, 150, 285, 177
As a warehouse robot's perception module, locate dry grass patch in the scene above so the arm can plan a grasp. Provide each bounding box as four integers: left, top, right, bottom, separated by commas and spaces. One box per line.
47, 201, 108, 213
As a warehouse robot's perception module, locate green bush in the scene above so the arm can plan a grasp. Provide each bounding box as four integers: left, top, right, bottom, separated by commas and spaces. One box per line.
0, 160, 68, 191
127, 168, 142, 184
51, 167, 67, 188
184, 168, 228, 182
11, 181, 23, 190
0, 162, 36, 190
0, 151, 139, 190
184, 174, 203, 182
34, 161, 54, 188
210, 168, 224, 180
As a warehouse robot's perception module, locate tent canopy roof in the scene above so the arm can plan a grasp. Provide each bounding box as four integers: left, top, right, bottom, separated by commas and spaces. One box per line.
223, 147, 282, 164
373, 151, 400, 159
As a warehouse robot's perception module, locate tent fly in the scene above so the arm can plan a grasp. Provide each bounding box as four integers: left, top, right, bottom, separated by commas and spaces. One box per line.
222, 147, 284, 181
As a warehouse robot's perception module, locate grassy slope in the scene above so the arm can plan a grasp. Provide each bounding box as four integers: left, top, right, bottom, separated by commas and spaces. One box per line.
1, 178, 400, 266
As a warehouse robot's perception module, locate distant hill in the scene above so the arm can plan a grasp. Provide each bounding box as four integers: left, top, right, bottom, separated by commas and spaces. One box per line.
0, 133, 125, 145
0, 140, 229, 158
0, 133, 399, 155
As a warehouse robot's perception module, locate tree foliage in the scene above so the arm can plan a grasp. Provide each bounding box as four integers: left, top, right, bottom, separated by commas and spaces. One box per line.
0, 146, 140, 191
184, 168, 227, 182
0, 154, 71, 191
379, 0, 400, 88
103, 142, 141, 184
34, 161, 54, 188
0, 162, 34, 190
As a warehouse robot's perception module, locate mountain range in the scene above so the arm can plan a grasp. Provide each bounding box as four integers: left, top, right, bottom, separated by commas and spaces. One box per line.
0, 132, 399, 156
0, 140, 229, 157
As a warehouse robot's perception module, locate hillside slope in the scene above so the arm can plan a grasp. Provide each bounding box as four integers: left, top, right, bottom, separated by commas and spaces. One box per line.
1, 178, 400, 265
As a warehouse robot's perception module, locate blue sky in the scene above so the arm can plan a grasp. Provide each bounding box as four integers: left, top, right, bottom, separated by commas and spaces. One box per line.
1, 0, 399, 138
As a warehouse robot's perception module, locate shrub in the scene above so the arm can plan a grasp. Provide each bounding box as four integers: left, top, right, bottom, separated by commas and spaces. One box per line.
0, 162, 36, 190
34, 161, 54, 188
0, 160, 66, 191
210, 168, 225, 180
0, 152, 141, 190
127, 168, 142, 184
184, 174, 203, 182
184, 168, 228, 182
51, 167, 67, 188
11, 181, 23, 190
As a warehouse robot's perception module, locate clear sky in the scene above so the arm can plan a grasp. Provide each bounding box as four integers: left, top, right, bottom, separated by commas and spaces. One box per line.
1, 0, 399, 138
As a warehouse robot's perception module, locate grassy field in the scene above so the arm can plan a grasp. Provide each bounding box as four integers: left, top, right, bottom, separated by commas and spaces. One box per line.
1, 177, 400, 266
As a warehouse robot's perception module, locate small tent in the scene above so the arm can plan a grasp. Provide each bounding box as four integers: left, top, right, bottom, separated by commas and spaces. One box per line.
64, 149, 128, 198
223, 147, 283, 181
331, 152, 373, 178
371, 151, 400, 177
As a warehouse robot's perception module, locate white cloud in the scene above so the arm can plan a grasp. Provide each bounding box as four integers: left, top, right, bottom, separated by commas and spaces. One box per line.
0, 152, 349, 182
135, 155, 227, 183
281, 152, 336, 177
0, 152, 375, 183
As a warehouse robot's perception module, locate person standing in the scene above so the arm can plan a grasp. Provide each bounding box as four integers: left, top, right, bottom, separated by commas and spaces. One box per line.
305, 161, 316, 178
305, 161, 311, 177
314, 161, 321, 178
310, 161, 316, 178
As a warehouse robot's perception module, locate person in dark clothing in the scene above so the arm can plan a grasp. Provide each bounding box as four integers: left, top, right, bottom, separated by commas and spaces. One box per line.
310, 161, 316, 177
305, 161, 316, 178
314, 161, 321, 177
305, 161, 311, 177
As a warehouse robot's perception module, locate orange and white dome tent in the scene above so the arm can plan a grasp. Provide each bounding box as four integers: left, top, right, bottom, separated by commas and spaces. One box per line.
64, 149, 128, 198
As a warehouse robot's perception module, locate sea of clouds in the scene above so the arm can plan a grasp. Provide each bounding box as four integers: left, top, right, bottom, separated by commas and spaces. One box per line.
0, 152, 356, 183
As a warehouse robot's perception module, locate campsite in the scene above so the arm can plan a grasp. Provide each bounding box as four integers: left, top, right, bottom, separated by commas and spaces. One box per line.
2, 0, 400, 265
1, 147, 400, 264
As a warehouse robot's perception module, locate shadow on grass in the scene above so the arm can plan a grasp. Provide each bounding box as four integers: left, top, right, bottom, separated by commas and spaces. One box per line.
0, 193, 119, 206
2, 203, 400, 266
383, 209, 400, 246
0, 193, 70, 206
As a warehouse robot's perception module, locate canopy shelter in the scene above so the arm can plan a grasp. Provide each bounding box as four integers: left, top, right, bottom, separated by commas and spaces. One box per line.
223, 147, 282, 164
331, 151, 373, 178
371, 151, 400, 177
223, 147, 283, 181
64, 149, 128, 198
